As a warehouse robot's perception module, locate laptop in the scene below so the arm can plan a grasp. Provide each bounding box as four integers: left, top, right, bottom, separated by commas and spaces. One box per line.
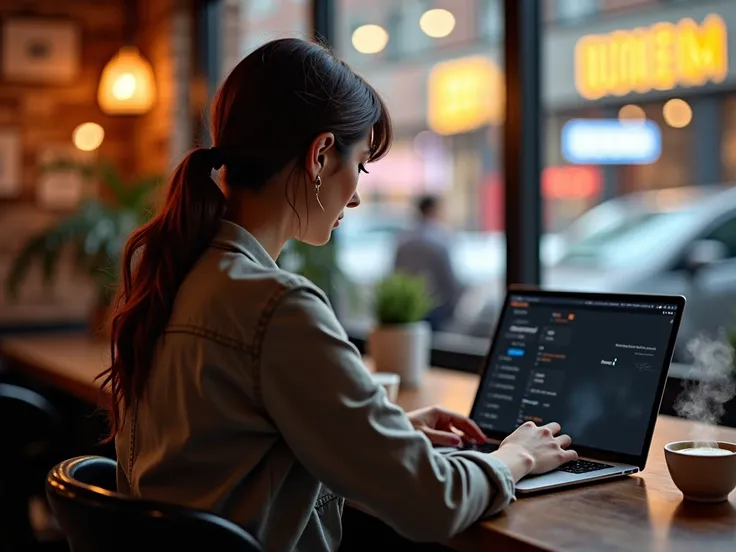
440, 287, 686, 495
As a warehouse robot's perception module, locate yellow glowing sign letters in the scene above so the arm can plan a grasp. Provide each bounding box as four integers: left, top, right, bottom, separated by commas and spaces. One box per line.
427, 56, 504, 136
575, 14, 728, 100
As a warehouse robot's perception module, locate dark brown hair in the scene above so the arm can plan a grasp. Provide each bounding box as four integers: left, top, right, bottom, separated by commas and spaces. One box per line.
97, 38, 392, 440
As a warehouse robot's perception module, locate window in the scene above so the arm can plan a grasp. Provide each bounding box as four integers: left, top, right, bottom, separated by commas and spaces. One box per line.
555, 0, 599, 23
336, 0, 504, 343
239, 0, 308, 53
384, 8, 404, 60
478, 0, 502, 41
385, 0, 431, 60
542, 0, 736, 366
247, 0, 276, 19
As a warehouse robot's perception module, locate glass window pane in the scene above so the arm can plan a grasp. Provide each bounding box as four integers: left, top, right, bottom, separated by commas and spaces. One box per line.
336, 0, 504, 348
555, 0, 600, 23
542, 1, 735, 364
238, 0, 309, 54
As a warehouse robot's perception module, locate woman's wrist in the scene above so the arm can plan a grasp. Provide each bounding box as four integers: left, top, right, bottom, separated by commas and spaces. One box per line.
490, 444, 535, 482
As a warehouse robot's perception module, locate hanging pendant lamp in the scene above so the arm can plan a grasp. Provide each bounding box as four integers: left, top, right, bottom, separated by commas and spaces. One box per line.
97, 45, 156, 115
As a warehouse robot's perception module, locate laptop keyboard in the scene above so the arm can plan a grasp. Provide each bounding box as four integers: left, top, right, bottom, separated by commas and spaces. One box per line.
557, 460, 613, 474
457, 442, 498, 453
451, 444, 613, 474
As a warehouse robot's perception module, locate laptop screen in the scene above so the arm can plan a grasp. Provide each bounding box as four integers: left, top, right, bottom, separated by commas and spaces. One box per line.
473, 292, 682, 458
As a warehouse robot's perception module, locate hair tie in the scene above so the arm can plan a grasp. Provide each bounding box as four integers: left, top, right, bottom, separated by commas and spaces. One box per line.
208, 147, 226, 170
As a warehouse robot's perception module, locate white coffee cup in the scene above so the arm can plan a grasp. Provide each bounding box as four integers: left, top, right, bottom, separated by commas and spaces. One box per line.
373, 372, 400, 403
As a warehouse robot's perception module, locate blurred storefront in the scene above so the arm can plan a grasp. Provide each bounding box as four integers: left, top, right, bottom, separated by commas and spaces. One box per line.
335, 0, 506, 231
233, 0, 736, 341
328, 0, 736, 232
548, 0, 736, 200
233, 0, 736, 231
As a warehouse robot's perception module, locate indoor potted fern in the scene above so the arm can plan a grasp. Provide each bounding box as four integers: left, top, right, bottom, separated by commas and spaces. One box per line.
5, 158, 161, 337
368, 272, 434, 387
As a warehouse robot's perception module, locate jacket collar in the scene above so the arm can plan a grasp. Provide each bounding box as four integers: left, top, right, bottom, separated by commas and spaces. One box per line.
210, 220, 278, 269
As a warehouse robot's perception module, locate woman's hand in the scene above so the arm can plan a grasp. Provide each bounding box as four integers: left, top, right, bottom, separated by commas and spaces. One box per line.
491, 421, 578, 482
407, 405, 488, 447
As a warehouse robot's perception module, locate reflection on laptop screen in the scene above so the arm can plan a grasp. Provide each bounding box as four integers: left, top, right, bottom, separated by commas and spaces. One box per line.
475, 294, 680, 457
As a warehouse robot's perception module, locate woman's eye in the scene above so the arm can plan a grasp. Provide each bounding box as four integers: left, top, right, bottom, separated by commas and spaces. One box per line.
358, 163, 369, 174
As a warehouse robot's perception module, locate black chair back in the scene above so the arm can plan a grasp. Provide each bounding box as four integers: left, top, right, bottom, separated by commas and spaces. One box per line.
0, 384, 63, 548
0, 383, 62, 470
46, 456, 263, 552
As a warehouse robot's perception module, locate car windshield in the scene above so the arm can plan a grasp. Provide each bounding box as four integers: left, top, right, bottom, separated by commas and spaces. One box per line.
557, 209, 695, 269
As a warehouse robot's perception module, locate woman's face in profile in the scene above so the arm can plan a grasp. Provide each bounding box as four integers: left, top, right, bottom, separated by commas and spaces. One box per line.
298, 133, 371, 246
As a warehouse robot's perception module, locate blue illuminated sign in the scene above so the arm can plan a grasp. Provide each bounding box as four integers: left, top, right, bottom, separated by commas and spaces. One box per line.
561, 119, 662, 165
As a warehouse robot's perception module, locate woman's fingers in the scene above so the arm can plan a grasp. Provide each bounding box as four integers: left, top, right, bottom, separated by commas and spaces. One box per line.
449, 415, 488, 442
422, 428, 463, 447
555, 433, 572, 449
541, 422, 561, 436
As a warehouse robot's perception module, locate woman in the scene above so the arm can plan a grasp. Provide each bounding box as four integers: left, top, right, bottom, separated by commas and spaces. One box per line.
100, 38, 577, 552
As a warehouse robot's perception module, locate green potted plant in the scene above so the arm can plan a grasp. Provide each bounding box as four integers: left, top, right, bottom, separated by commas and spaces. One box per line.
5, 158, 161, 337
368, 272, 434, 387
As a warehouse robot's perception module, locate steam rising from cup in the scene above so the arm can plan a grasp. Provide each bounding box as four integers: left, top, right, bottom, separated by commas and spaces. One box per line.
674, 331, 736, 449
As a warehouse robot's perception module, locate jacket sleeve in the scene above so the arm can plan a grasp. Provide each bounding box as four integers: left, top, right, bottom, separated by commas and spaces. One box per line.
258, 286, 515, 542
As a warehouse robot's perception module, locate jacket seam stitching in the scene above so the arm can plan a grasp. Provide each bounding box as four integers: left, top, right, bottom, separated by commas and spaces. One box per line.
315, 492, 340, 511
252, 278, 326, 407
164, 325, 255, 353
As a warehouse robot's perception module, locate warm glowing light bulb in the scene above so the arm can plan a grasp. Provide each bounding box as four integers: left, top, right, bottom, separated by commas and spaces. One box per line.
618, 104, 646, 122
420, 9, 456, 38
352, 24, 389, 54
98, 46, 156, 115
663, 98, 692, 129
72, 122, 105, 151
112, 73, 137, 100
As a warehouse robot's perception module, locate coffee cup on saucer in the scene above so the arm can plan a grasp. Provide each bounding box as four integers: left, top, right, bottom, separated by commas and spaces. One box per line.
664, 441, 736, 503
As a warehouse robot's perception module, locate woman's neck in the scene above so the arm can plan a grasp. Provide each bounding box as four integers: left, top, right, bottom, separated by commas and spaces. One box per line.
226, 192, 292, 260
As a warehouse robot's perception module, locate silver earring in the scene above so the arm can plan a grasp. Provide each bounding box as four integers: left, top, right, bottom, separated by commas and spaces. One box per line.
315, 175, 325, 211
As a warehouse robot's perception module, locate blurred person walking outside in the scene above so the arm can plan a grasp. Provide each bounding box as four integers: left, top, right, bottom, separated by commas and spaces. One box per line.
394, 195, 463, 331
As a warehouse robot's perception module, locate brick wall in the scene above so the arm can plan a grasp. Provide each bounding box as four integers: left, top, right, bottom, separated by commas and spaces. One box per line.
0, 0, 195, 328
0, 0, 134, 326
134, 0, 194, 177
0, 1, 137, 200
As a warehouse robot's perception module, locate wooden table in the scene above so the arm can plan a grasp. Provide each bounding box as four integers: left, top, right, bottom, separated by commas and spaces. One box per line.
2, 334, 736, 551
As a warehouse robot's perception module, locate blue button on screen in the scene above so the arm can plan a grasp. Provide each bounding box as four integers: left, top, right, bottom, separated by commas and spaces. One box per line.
507, 348, 525, 357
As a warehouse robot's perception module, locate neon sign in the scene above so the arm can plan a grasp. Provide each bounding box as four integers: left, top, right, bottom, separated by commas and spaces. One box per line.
427, 56, 504, 136
561, 119, 662, 165
575, 14, 728, 100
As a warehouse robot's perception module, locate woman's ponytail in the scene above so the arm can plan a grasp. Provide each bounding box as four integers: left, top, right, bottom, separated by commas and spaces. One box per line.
98, 147, 227, 441
97, 37, 394, 441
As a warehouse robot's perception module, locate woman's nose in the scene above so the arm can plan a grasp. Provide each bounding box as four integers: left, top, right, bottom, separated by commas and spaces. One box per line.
348, 190, 361, 208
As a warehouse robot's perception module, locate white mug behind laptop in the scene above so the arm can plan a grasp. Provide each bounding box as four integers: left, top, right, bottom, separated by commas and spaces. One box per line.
373, 372, 400, 403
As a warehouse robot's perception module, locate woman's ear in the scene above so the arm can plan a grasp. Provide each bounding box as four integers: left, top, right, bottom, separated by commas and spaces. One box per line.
305, 132, 335, 181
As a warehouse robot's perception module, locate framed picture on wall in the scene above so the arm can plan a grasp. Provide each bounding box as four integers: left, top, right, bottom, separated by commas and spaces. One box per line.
0, 129, 21, 198
1, 18, 80, 83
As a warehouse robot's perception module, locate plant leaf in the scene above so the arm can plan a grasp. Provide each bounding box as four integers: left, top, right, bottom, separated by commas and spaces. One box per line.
97, 159, 128, 205
40, 234, 62, 286
6, 233, 51, 299
373, 272, 435, 325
